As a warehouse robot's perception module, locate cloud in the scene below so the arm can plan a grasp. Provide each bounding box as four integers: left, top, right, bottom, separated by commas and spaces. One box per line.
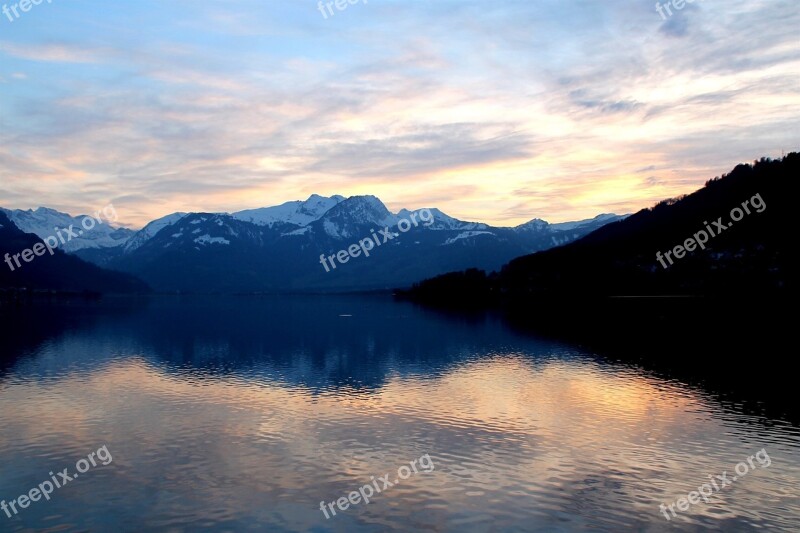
659, 11, 695, 37
306, 124, 535, 179
0, 0, 797, 227
0, 42, 110, 63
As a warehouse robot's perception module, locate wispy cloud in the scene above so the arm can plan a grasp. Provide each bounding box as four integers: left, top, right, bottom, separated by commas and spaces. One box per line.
0, 0, 797, 227
0, 42, 109, 63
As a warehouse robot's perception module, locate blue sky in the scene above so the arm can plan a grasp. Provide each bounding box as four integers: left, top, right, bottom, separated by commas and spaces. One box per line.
1, 0, 798, 227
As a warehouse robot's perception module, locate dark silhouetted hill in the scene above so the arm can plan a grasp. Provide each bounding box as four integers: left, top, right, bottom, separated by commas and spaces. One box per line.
0, 211, 150, 295
403, 153, 796, 305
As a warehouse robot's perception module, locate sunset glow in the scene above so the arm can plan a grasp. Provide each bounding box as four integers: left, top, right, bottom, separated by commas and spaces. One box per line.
1, 1, 797, 227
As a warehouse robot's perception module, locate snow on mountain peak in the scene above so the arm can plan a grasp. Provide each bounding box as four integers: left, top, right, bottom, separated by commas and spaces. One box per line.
232, 194, 344, 227
396, 207, 484, 231
334, 196, 393, 222
549, 213, 626, 232
514, 218, 550, 232
4, 207, 134, 252
124, 212, 187, 252
317, 195, 397, 238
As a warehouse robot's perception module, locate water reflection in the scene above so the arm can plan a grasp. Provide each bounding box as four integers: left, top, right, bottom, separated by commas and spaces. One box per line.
0, 296, 798, 532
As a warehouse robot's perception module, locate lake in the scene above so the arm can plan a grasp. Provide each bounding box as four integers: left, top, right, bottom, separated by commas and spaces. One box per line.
1, 296, 798, 532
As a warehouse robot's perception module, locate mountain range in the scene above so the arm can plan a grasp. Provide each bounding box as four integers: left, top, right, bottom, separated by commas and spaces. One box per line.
403, 154, 796, 304
0, 197, 626, 293
0, 211, 148, 294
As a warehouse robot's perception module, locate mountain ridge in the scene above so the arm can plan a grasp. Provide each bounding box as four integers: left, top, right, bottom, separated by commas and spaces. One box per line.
0, 194, 627, 293
401, 154, 796, 304
0, 211, 149, 294
2, 195, 626, 253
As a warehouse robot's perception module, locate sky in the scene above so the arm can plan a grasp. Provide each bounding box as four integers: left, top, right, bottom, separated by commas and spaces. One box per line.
0, 0, 798, 229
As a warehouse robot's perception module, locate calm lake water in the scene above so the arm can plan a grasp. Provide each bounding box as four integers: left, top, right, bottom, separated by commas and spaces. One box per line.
1, 296, 798, 532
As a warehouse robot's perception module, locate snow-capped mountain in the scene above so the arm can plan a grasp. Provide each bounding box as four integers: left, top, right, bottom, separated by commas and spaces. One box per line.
0, 207, 134, 253
124, 212, 187, 252
514, 218, 550, 233
98, 197, 624, 292
0, 210, 148, 293
550, 213, 624, 232
232, 194, 345, 227
2, 197, 626, 292
514, 214, 627, 235
397, 208, 487, 231
313, 196, 398, 239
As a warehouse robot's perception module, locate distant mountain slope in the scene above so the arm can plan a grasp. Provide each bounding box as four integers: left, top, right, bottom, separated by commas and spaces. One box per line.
232, 194, 345, 227
102, 197, 625, 293
3, 195, 625, 293
0, 212, 149, 294
124, 212, 188, 252
404, 154, 796, 303
0, 207, 134, 252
